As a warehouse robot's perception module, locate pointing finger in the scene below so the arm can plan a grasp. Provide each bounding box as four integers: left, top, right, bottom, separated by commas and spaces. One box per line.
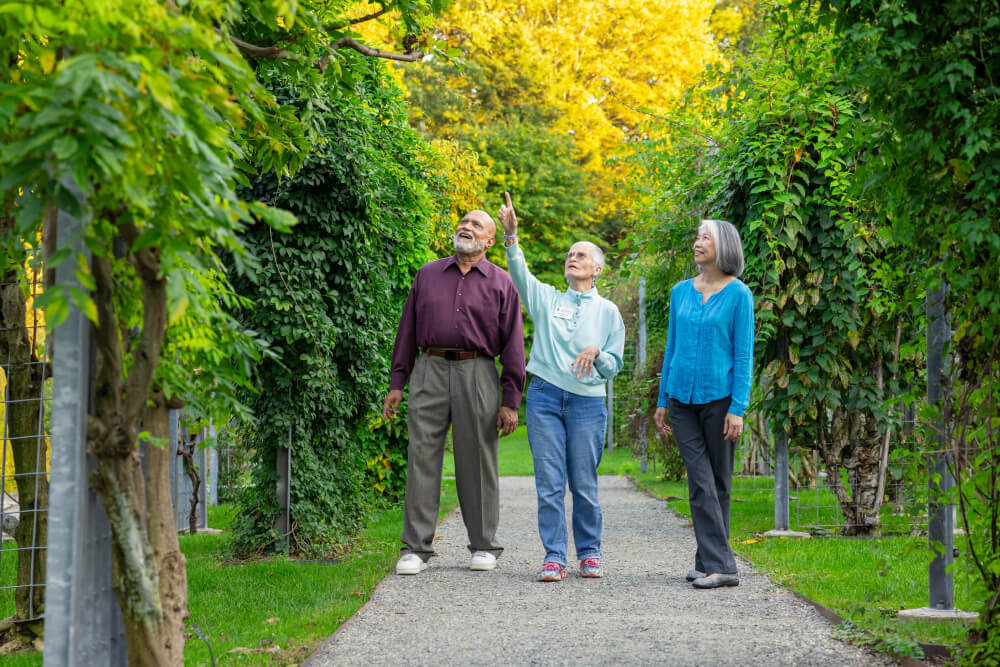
504, 191, 513, 209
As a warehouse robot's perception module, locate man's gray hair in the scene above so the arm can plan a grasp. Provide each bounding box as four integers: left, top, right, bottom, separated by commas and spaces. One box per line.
569, 241, 605, 270
699, 219, 745, 277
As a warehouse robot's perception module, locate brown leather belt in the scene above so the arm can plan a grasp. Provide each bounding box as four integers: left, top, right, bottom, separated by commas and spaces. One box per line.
424, 347, 479, 361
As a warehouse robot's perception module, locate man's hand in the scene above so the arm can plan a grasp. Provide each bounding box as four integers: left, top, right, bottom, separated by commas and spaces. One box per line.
497, 405, 518, 437
498, 191, 518, 241
723, 412, 743, 442
383, 389, 403, 419
571, 346, 601, 378
654, 406, 671, 436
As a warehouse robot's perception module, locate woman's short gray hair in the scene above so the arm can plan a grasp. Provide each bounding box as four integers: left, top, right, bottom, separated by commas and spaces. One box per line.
568, 241, 605, 270
699, 219, 744, 277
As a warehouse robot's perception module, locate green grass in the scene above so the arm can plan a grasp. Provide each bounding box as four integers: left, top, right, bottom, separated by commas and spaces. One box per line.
1, 540, 15, 620
1, 431, 974, 661
443, 425, 637, 477
450, 432, 974, 652
183, 482, 459, 665
1, 540, 42, 665
621, 470, 976, 652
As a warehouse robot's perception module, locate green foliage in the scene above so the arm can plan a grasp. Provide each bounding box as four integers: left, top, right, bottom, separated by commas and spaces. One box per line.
624, 2, 919, 532
229, 57, 437, 557
831, 620, 925, 660
399, 53, 598, 286
819, 0, 1000, 654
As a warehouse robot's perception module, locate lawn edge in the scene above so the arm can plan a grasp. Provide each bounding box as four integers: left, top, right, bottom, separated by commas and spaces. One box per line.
622, 473, 953, 667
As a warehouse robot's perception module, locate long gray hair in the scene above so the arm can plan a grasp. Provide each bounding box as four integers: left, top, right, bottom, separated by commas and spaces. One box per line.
699, 219, 745, 277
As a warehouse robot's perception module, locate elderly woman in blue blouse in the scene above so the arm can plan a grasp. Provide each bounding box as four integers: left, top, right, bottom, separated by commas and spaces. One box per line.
499, 192, 625, 582
653, 219, 753, 590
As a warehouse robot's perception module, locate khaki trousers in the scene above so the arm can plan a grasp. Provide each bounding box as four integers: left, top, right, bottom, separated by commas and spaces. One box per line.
401, 353, 503, 562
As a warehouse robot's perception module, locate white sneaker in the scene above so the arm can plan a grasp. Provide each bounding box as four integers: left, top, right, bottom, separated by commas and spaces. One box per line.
396, 553, 427, 575
469, 551, 497, 571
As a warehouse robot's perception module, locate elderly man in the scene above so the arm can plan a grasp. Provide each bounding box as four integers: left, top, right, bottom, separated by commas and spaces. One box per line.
383, 210, 525, 575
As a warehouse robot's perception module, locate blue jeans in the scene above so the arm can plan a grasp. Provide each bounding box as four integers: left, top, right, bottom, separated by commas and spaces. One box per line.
526, 376, 608, 565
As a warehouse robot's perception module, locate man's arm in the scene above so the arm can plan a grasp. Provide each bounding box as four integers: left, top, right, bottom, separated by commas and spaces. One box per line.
496, 278, 526, 435
383, 276, 421, 418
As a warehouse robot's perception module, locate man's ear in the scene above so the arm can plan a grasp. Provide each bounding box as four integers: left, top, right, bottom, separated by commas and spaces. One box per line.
485, 236, 496, 249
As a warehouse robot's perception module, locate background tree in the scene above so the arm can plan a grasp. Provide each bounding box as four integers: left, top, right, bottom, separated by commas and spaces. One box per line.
229, 62, 440, 557
623, 2, 920, 533
0, 0, 450, 659
359, 0, 727, 273
820, 0, 1000, 660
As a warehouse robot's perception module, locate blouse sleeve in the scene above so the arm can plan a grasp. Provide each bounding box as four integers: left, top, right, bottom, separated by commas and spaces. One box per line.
657, 284, 680, 408
728, 286, 755, 417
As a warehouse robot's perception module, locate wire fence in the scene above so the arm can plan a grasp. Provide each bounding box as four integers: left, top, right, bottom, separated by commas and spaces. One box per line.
1, 277, 51, 624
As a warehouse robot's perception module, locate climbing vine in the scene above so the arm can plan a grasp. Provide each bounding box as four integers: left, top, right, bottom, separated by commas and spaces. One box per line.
625, 2, 921, 534
229, 57, 438, 557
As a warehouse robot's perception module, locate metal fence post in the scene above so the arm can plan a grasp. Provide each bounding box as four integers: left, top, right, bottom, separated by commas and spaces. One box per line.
275, 422, 291, 553
638, 278, 648, 474
926, 283, 954, 609
765, 334, 808, 539
45, 175, 127, 666
899, 282, 975, 621
773, 428, 790, 531
208, 421, 219, 506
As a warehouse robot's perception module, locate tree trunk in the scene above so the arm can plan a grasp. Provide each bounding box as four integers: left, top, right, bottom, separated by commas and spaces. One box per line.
819, 408, 884, 536
144, 395, 188, 665
0, 213, 49, 641
86, 224, 187, 664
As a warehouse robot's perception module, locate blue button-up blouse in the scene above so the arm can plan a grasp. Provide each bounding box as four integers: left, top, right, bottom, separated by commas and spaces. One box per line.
656, 278, 754, 416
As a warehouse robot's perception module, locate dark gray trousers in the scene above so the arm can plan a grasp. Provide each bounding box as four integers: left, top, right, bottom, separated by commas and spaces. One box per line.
401, 354, 503, 562
668, 396, 738, 575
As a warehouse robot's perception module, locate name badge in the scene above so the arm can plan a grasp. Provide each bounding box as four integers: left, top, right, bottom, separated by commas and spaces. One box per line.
553, 305, 574, 320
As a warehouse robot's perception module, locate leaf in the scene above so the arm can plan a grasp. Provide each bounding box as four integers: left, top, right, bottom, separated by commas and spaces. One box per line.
68, 286, 98, 323
39, 49, 57, 74
249, 201, 297, 233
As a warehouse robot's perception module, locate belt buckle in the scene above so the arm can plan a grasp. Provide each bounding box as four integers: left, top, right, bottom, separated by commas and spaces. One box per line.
445, 349, 460, 361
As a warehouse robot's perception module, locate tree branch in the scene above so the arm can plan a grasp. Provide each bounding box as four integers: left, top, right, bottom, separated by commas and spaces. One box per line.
331, 37, 423, 62
229, 34, 301, 61
118, 220, 168, 443
228, 33, 423, 65
327, 5, 391, 31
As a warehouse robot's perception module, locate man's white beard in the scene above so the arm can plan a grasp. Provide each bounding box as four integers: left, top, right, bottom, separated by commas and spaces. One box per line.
453, 233, 485, 253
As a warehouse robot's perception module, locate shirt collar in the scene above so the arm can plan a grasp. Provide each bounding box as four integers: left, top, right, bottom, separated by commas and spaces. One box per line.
567, 285, 597, 302
443, 254, 491, 276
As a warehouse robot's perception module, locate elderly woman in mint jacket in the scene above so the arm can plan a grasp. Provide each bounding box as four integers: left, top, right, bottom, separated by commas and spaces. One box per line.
653, 219, 754, 590
499, 193, 625, 583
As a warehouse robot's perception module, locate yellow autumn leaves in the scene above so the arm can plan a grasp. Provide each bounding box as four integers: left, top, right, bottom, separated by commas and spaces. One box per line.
356, 0, 738, 223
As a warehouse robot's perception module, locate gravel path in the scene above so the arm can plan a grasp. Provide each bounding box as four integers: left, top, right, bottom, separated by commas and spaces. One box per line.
305, 476, 887, 666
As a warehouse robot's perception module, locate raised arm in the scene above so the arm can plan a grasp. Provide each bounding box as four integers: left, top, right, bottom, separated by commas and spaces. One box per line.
500, 191, 551, 317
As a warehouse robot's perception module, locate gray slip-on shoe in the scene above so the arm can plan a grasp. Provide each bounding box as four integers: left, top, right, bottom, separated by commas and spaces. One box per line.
692, 573, 739, 589
686, 569, 706, 582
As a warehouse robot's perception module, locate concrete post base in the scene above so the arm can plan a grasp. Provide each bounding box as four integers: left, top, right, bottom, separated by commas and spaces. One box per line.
763, 529, 812, 538
897, 607, 979, 622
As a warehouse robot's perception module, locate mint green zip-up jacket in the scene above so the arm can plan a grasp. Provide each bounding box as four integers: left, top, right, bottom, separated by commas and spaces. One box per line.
506, 243, 625, 396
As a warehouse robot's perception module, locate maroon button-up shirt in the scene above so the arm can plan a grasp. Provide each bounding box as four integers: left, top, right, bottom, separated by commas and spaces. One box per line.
389, 255, 526, 409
